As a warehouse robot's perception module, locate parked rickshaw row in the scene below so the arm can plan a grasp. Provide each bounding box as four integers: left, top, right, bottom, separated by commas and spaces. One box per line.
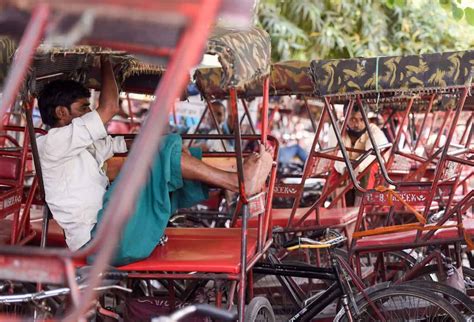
0, 1, 472, 321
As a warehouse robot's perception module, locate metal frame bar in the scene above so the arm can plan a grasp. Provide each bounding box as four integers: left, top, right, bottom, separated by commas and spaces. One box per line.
240, 98, 256, 134
0, 5, 49, 125
413, 94, 435, 151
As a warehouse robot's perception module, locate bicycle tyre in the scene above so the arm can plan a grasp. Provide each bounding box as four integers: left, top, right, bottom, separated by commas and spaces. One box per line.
406, 280, 474, 316
245, 297, 276, 322
410, 264, 474, 293
335, 284, 464, 321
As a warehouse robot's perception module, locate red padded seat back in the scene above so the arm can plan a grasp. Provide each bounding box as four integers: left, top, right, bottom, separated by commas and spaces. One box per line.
0, 156, 20, 181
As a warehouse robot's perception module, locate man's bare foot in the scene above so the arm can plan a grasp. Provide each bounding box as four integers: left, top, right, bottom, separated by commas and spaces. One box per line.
243, 144, 273, 196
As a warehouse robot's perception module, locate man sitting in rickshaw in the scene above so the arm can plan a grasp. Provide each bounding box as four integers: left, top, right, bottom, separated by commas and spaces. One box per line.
328, 104, 388, 206
36, 56, 273, 265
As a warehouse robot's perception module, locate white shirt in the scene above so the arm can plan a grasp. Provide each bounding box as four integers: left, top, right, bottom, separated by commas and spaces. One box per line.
206, 127, 235, 152
37, 111, 127, 250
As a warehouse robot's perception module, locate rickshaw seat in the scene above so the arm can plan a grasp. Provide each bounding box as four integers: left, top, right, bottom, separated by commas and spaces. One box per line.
32, 224, 259, 273
0, 220, 15, 244
249, 206, 359, 228
30, 219, 66, 247
117, 228, 258, 273
0, 156, 20, 181
433, 219, 474, 239
355, 220, 474, 248
355, 230, 419, 248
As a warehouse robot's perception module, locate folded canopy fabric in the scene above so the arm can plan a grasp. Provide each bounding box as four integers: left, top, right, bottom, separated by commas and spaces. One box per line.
0, 42, 171, 95
1, 27, 271, 96
205, 27, 271, 92
195, 60, 311, 99
310, 51, 474, 97
0, 37, 17, 89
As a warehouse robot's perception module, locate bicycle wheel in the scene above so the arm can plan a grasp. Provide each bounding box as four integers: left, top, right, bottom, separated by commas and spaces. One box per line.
380, 250, 432, 282
336, 285, 464, 321
245, 297, 276, 322
410, 264, 474, 296
405, 280, 474, 316
463, 266, 474, 297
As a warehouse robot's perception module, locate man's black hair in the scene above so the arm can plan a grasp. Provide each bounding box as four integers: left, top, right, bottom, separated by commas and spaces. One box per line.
343, 102, 360, 117
210, 100, 225, 108
37, 79, 90, 127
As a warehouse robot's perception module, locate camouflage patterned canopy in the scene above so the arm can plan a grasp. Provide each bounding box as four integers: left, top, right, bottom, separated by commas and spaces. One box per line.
195, 60, 312, 99
205, 27, 271, 92
0, 37, 17, 89
310, 51, 474, 98
0, 43, 168, 95
83, 54, 166, 95
1, 28, 270, 95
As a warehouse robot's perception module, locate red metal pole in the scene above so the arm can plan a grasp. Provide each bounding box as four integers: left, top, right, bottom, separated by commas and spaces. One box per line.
229, 88, 247, 200
260, 77, 270, 145
0, 5, 49, 126
386, 97, 415, 169
423, 88, 469, 219
414, 94, 435, 151
125, 93, 135, 131
429, 109, 452, 156
11, 98, 33, 244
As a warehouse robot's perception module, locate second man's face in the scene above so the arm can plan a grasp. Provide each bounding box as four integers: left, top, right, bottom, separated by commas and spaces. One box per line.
348, 111, 366, 132
210, 104, 225, 125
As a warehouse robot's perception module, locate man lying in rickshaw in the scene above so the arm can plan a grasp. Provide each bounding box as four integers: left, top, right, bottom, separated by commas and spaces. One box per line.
36, 56, 273, 265
328, 103, 388, 206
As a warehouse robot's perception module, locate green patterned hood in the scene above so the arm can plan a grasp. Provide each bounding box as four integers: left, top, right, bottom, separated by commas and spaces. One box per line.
195, 60, 311, 99
310, 51, 474, 98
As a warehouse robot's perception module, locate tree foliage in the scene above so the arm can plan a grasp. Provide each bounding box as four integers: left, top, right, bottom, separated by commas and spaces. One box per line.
256, 0, 474, 61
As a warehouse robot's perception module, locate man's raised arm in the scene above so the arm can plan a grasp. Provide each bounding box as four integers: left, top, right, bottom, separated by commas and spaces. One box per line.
96, 55, 120, 124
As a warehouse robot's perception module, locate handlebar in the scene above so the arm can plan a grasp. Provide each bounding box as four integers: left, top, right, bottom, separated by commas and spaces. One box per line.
283, 229, 346, 250
0, 284, 131, 304
152, 304, 237, 322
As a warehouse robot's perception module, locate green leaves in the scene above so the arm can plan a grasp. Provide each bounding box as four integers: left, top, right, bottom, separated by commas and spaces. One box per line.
386, 0, 395, 8
452, 4, 464, 20
386, 0, 404, 9
256, 0, 474, 61
394, 0, 406, 6
465, 7, 474, 25
436, 0, 474, 24
439, 0, 451, 10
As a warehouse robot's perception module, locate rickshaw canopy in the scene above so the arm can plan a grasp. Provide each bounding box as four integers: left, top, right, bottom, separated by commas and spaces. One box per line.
197, 27, 271, 94
0, 36, 16, 88
310, 51, 474, 98
195, 60, 312, 99
0, 43, 178, 96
